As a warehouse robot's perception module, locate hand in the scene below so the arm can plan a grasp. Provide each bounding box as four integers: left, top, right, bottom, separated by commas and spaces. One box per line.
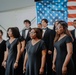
13, 62, 18, 69
62, 66, 67, 75
48, 50, 52, 54
2, 61, 6, 69
52, 63, 56, 72
39, 67, 44, 75
2, 61, 4, 66
23, 66, 26, 73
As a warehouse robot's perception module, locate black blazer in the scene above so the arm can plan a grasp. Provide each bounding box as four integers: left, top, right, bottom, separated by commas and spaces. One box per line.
42, 27, 54, 52
22, 28, 31, 44
71, 29, 76, 53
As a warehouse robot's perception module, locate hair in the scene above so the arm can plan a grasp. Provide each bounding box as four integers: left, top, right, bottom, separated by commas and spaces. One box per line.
73, 19, 76, 22
53, 21, 59, 31
32, 28, 42, 39
0, 30, 3, 35
23, 19, 31, 26
7, 27, 20, 38
38, 23, 42, 25
14, 27, 20, 37
41, 19, 48, 24
54, 20, 73, 43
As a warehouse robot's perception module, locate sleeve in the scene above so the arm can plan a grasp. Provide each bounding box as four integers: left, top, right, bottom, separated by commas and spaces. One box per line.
19, 36, 25, 42
65, 36, 72, 43
16, 38, 20, 45
41, 41, 47, 51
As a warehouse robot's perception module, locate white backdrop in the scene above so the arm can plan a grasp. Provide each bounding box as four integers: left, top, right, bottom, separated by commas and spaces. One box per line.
0, 6, 37, 40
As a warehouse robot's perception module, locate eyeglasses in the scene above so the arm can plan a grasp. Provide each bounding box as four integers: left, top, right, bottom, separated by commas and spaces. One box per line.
55, 26, 63, 31
29, 32, 36, 34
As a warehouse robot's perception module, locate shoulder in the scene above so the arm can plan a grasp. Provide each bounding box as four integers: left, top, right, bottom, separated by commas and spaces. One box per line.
19, 36, 25, 42
66, 35, 71, 39
40, 40, 45, 45
65, 35, 72, 43
27, 40, 31, 45
40, 40, 44, 43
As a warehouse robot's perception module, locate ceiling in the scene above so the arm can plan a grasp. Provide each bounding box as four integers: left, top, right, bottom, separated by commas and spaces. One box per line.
0, 0, 35, 12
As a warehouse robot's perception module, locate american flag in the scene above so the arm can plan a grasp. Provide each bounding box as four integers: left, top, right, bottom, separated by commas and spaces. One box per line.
36, 0, 76, 27
68, 0, 76, 26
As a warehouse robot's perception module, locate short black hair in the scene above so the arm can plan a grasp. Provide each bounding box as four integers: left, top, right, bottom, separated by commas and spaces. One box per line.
41, 19, 48, 23
0, 30, 3, 35
7, 27, 20, 38
23, 19, 31, 26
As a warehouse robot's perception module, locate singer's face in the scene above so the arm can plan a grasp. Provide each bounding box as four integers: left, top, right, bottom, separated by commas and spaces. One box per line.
41, 20, 47, 28
24, 22, 30, 28
29, 29, 36, 39
55, 24, 64, 35
7, 29, 13, 37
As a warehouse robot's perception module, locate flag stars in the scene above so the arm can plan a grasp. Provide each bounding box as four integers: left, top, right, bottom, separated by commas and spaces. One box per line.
56, 8, 58, 10
48, 17, 50, 19
42, 11, 44, 13
53, 17, 55, 19
40, 14, 42, 16
56, 14, 58, 16
53, 5, 55, 8
40, 8, 42, 11
39, 3, 41, 5
50, 20, 52, 22
44, 8, 47, 10
47, 11, 49, 13
50, 14, 52, 16
42, 5, 44, 8
59, 17, 61, 19
45, 14, 47, 16
44, 3, 46, 5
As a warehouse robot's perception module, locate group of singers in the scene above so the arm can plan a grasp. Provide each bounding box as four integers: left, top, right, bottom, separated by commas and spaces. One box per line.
0, 19, 76, 75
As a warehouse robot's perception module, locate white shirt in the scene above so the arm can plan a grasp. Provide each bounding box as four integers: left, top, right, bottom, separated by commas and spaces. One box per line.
42, 29, 46, 37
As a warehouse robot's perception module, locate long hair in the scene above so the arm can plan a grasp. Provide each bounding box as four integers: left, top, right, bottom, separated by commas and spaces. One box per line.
54, 21, 73, 43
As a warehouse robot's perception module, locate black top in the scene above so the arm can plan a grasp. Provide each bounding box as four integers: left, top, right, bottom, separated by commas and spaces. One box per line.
42, 27, 54, 51
0, 40, 6, 75
22, 28, 31, 44
0, 40, 6, 65
25, 40, 46, 75
54, 36, 74, 75
19, 36, 25, 42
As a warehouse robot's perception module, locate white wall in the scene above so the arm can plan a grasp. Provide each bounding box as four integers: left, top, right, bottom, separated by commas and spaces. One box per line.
0, 6, 37, 40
